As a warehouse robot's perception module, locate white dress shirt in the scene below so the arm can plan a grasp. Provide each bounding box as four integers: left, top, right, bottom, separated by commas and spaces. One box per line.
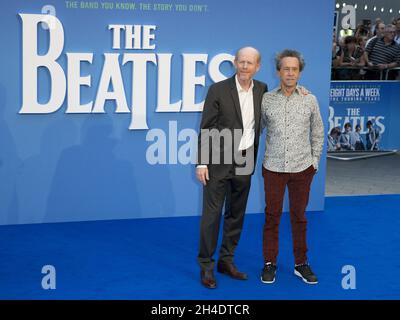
235, 75, 255, 151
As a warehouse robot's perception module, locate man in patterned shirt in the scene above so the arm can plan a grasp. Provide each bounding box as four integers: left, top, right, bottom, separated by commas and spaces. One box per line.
260, 49, 324, 285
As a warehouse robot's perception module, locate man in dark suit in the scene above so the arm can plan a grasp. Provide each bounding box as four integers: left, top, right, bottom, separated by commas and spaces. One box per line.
196, 47, 267, 289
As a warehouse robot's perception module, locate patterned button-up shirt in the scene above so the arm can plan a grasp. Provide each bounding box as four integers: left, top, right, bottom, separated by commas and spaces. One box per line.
261, 86, 324, 173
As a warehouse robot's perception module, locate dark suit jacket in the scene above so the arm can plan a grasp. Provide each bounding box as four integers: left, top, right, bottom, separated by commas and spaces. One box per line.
197, 75, 268, 178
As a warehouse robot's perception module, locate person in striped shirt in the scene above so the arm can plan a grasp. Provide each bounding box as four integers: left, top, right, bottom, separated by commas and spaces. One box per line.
364, 24, 400, 80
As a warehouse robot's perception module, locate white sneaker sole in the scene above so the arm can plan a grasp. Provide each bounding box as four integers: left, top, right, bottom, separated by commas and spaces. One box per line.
294, 270, 318, 284
260, 276, 275, 284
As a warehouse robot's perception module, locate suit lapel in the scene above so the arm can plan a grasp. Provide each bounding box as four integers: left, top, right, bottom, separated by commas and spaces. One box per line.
252, 81, 261, 133
230, 76, 243, 128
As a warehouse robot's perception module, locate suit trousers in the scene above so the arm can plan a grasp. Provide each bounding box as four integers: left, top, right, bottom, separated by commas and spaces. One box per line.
198, 166, 251, 271
262, 165, 315, 265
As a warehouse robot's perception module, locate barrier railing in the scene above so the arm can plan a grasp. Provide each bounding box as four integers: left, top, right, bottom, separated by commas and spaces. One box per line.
332, 66, 400, 80
327, 150, 398, 161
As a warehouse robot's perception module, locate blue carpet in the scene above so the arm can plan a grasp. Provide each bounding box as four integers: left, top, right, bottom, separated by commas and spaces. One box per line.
0, 195, 399, 300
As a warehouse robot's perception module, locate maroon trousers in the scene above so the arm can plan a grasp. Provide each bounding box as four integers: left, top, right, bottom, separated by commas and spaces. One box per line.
262, 165, 316, 265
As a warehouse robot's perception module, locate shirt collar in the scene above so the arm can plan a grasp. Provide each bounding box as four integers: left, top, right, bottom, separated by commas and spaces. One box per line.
235, 75, 254, 93
379, 37, 396, 46
275, 85, 301, 96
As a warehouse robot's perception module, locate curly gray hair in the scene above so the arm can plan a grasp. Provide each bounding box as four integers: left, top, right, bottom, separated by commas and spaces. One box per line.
275, 49, 305, 72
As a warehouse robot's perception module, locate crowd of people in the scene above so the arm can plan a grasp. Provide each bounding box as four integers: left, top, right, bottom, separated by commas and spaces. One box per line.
332, 17, 400, 80
327, 120, 381, 151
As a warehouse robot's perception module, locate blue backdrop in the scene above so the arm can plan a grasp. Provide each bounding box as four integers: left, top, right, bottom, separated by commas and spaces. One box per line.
329, 81, 400, 150
0, 0, 334, 225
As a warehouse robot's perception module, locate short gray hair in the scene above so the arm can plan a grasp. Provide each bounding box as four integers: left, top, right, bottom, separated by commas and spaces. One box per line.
275, 49, 305, 72
385, 24, 396, 31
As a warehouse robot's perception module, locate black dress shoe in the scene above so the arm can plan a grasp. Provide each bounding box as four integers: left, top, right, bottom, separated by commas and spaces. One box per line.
200, 270, 217, 289
217, 262, 248, 280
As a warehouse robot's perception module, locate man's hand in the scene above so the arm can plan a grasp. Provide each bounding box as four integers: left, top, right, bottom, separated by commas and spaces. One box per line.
196, 167, 209, 186
377, 63, 387, 70
298, 86, 310, 96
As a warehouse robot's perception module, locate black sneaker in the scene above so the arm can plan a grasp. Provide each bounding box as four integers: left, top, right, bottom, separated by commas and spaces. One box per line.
294, 263, 318, 284
261, 262, 277, 284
